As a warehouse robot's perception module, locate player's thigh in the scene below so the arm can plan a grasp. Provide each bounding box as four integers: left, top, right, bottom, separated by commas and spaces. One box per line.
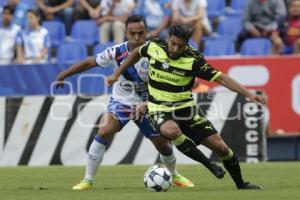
176, 107, 214, 144
148, 112, 182, 140
201, 134, 230, 157
180, 119, 217, 145
98, 112, 122, 139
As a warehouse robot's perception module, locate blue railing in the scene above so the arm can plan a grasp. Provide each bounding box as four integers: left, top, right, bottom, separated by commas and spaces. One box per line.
0, 64, 113, 96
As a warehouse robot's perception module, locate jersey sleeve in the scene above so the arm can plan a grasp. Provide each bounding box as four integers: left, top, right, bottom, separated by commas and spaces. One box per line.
139, 42, 151, 58
193, 58, 222, 82
95, 46, 116, 68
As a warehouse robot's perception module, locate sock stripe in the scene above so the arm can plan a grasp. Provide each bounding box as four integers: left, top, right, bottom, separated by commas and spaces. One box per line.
173, 134, 187, 146
94, 135, 108, 145
221, 148, 233, 160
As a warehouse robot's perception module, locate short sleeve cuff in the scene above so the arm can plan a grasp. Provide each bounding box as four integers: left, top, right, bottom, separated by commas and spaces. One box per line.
210, 71, 222, 82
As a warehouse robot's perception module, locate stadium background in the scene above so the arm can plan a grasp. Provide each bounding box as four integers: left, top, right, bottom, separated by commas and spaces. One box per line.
0, 1, 300, 200
1, 0, 299, 165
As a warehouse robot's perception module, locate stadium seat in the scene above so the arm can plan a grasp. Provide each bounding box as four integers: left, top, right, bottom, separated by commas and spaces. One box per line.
240, 38, 272, 56
207, 0, 225, 18
43, 21, 66, 47
71, 20, 99, 46
93, 42, 116, 56
231, 0, 248, 13
204, 39, 235, 56
217, 16, 242, 41
56, 43, 88, 64
0, 0, 6, 7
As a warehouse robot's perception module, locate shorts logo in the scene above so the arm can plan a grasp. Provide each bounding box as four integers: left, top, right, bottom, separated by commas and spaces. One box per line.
205, 124, 213, 130
156, 113, 165, 125
193, 114, 201, 122
162, 62, 169, 69
157, 117, 164, 125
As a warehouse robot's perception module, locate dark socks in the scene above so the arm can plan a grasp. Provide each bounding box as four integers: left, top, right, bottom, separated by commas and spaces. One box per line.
222, 154, 245, 187
175, 136, 212, 168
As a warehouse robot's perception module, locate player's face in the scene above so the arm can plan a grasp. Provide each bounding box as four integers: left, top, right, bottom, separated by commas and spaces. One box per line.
2, 10, 13, 26
289, 1, 300, 17
126, 22, 147, 49
27, 12, 39, 28
167, 35, 187, 60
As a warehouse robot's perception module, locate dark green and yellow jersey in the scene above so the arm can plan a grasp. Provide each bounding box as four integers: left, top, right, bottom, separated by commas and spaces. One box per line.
139, 39, 222, 113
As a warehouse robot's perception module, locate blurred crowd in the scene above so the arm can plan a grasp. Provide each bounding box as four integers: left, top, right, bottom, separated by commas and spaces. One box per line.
0, 0, 300, 65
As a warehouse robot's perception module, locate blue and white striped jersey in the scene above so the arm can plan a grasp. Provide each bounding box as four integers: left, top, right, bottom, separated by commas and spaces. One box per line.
96, 42, 149, 105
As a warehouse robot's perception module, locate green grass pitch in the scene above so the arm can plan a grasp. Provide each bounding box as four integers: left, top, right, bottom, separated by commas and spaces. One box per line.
1, 162, 300, 200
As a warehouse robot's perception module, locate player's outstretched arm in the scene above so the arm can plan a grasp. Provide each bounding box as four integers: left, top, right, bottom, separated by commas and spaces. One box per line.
55, 57, 97, 88
106, 47, 142, 86
215, 73, 267, 105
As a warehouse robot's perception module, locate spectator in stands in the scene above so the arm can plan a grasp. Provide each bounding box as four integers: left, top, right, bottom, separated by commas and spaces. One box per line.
17, 9, 51, 64
171, 0, 211, 49
6, 0, 29, 28
97, 0, 135, 43
72, 0, 101, 22
272, 0, 300, 54
36, 0, 74, 35
135, 0, 172, 39
0, 6, 22, 64
237, 0, 287, 45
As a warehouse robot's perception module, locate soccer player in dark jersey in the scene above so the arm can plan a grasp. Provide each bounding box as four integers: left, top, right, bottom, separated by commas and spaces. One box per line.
106, 24, 266, 190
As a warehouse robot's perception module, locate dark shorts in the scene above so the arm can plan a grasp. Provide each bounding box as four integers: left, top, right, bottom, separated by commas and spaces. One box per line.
148, 106, 217, 145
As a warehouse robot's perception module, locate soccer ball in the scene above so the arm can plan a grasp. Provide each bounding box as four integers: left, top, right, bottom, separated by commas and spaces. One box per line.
143, 165, 172, 192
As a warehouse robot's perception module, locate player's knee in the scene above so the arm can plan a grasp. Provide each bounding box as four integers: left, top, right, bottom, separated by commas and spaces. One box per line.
98, 126, 114, 140
216, 142, 230, 157
160, 124, 181, 140
161, 128, 181, 140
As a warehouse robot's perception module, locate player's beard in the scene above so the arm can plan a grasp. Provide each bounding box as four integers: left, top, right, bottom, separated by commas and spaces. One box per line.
167, 51, 182, 60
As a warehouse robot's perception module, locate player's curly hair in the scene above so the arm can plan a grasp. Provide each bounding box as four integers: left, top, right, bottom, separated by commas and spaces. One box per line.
168, 25, 203, 61
169, 25, 194, 43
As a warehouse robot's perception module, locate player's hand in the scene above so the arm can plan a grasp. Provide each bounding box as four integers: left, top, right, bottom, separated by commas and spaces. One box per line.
247, 93, 267, 105
55, 72, 66, 89
105, 74, 119, 87
130, 102, 147, 122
